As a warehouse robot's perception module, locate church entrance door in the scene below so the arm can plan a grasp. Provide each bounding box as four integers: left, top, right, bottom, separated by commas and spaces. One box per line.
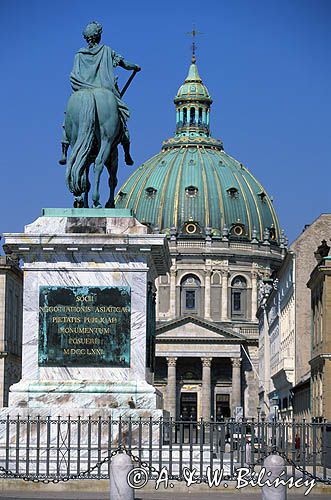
180, 392, 197, 420
216, 394, 231, 419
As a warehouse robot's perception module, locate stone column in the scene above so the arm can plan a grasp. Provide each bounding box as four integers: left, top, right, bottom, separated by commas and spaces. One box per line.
204, 271, 211, 320
201, 357, 212, 420
251, 272, 258, 320
166, 357, 177, 418
231, 358, 242, 415
221, 270, 228, 321
202, 108, 206, 125
169, 268, 177, 319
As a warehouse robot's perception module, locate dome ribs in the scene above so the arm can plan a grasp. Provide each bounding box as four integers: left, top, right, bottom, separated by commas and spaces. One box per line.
158, 149, 182, 231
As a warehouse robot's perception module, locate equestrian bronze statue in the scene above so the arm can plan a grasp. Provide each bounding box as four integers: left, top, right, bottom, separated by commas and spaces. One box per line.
60, 21, 141, 208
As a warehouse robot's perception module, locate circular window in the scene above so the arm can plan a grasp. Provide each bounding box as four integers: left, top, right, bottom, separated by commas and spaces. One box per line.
233, 225, 244, 236
186, 223, 197, 234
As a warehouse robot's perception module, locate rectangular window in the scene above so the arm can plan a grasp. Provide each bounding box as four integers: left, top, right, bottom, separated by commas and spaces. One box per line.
186, 290, 196, 309
233, 292, 241, 311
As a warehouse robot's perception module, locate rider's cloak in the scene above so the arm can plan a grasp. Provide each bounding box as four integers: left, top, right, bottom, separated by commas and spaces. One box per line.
70, 44, 130, 123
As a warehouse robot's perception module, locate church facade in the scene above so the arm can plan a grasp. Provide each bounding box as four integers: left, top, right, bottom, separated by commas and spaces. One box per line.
116, 56, 285, 419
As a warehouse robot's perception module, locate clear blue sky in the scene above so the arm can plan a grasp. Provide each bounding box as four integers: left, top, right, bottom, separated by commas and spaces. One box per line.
0, 0, 330, 248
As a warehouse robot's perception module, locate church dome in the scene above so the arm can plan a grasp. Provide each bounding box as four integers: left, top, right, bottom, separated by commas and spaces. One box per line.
116, 58, 281, 244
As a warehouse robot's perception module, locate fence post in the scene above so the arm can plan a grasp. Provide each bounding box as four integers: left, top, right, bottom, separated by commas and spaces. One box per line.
262, 454, 286, 500
110, 453, 135, 500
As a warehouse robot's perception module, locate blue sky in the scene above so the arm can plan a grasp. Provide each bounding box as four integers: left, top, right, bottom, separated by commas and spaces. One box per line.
0, 0, 330, 247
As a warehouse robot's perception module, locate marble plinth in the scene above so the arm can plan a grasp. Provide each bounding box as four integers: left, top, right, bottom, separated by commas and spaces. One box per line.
2, 210, 170, 416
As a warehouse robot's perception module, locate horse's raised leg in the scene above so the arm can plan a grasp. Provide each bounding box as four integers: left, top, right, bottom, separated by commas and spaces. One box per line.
92, 141, 111, 208
105, 147, 119, 209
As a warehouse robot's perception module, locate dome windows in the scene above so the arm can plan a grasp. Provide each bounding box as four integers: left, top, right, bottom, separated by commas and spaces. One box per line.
185, 185, 199, 197
269, 226, 276, 241
190, 107, 195, 125
182, 221, 201, 235
183, 108, 187, 125
231, 224, 246, 237
185, 223, 198, 234
227, 187, 239, 198
258, 191, 267, 202
145, 187, 157, 198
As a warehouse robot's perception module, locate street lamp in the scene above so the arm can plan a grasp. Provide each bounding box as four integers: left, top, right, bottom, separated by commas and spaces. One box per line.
271, 395, 278, 421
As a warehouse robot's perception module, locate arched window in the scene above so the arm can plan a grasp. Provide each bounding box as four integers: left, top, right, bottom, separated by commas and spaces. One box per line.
190, 107, 195, 124
198, 107, 202, 125
181, 275, 201, 315
231, 275, 247, 318
183, 108, 187, 125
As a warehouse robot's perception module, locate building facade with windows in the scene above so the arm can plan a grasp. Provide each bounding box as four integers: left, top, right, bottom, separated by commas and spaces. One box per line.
257, 215, 331, 421
257, 254, 295, 421
116, 56, 285, 419
308, 248, 331, 421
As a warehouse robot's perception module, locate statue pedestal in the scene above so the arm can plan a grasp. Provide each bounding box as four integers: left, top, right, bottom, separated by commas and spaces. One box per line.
2, 209, 170, 419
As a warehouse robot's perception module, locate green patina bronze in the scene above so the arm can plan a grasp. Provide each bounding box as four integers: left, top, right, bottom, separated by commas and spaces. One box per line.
60, 21, 141, 209
39, 286, 131, 367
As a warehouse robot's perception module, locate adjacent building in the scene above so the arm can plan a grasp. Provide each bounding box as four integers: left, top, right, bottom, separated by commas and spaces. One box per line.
0, 256, 23, 406
308, 243, 331, 421
257, 214, 331, 421
116, 56, 285, 419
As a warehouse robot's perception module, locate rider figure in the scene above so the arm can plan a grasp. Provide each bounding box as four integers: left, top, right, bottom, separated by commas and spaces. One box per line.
59, 21, 141, 166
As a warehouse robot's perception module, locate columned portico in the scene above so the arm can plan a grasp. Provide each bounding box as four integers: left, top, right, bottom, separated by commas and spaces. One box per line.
155, 316, 245, 419
201, 357, 212, 419
166, 357, 177, 417
231, 357, 242, 413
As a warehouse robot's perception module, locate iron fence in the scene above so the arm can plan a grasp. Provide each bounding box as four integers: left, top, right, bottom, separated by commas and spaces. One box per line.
0, 416, 329, 483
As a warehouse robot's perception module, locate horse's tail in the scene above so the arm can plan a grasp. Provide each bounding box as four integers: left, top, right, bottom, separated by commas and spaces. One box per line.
66, 91, 96, 196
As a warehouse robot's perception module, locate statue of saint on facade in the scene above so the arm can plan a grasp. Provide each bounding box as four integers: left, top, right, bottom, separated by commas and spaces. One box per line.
60, 21, 141, 208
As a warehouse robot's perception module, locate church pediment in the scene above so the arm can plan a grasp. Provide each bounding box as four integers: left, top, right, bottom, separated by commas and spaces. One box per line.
156, 315, 245, 342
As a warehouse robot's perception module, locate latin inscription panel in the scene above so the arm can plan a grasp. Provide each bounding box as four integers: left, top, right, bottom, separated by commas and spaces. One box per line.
39, 286, 131, 367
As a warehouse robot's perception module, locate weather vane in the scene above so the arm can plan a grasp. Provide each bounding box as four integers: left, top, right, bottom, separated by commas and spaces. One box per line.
186, 26, 204, 63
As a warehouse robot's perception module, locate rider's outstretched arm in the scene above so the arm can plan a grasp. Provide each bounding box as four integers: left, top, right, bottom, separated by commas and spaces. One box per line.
112, 49, 140, 72
119, 59, 141, 72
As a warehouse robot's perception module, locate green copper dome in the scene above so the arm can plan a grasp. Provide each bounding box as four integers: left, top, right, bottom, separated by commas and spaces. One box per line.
116, 60, 281, 244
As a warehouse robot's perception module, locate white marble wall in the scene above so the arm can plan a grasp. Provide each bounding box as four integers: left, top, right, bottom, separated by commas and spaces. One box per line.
4, 215, 170, 413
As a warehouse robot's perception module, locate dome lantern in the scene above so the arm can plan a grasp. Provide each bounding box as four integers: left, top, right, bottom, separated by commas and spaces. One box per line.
174, 56, 212, 139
